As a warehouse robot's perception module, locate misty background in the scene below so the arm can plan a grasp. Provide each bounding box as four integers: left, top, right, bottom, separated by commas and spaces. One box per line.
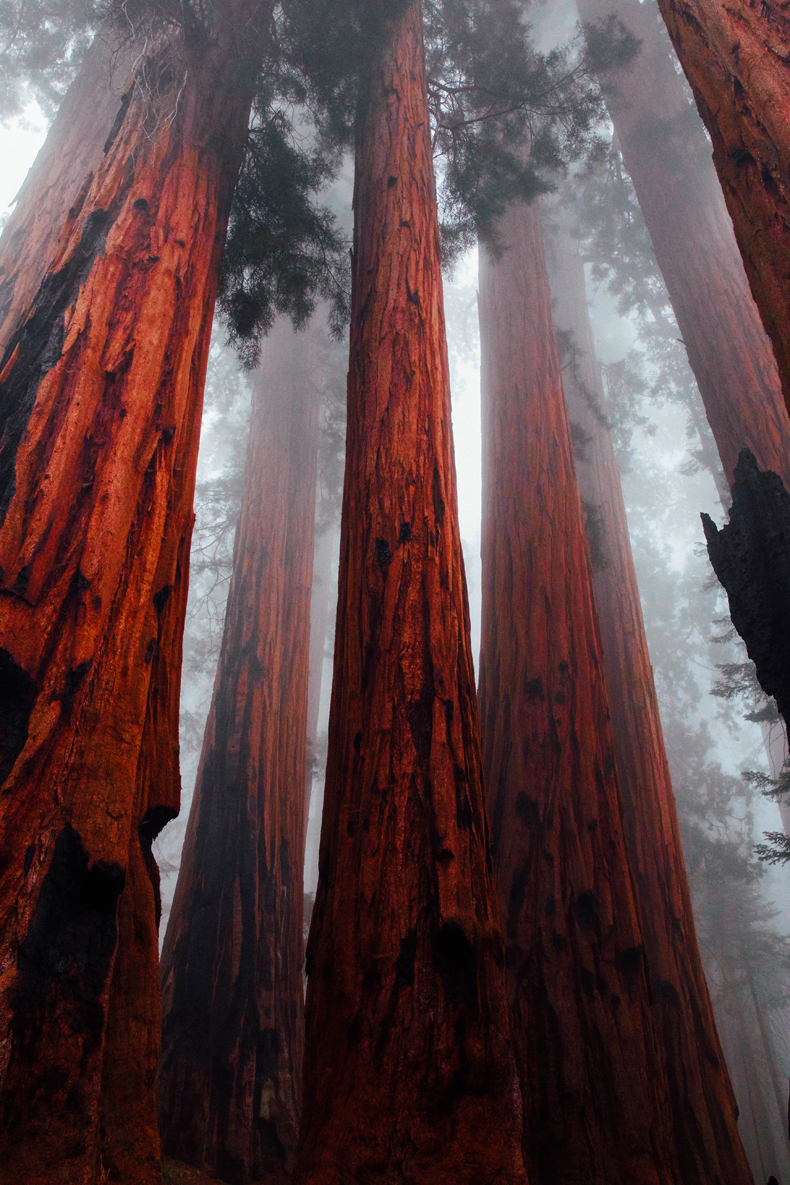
2, 12, 790, 1174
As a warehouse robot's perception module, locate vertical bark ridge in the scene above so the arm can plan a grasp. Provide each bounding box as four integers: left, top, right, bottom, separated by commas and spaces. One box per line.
159, 315, 320, 1183
576, 0, 790, 489
0, 23, 260, 1182
294, 5, 526, 1183
546, 217, 753, 1185
478, 197, 680, 1185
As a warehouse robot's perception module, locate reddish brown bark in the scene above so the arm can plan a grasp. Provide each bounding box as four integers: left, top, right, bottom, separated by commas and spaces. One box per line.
0, 21, 263, 1183
158, 316, 319, 1184
294, 5, 526, 1183
546, 219, 753, 1185
577, 0, 790, 488
478, 198, 681, 1185
650, 0, 790, 419
0, 30, 138, 354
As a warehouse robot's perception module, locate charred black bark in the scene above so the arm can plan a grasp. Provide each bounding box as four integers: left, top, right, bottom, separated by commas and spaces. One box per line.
702, 449, 790, 725
0, 208, 118, 522
0, 826, 124, 1152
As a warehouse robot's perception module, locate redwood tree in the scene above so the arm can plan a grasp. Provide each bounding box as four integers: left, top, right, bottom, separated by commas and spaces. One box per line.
546, 217, 753, 1185
159, 316, 320, 1183
0, 29, 137, 353
478, 196, 682, 1185
578, 0, 790, 489
650, 0, 790, 417
0, 14, 267, 1182
294, 4, 526, 1181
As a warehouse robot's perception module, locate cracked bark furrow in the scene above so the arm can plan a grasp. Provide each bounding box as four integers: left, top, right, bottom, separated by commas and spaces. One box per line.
295, 5, 526, 1183
0, 23, 261, 1183
479, 198, 680, 1185
159, 317, 320, 1184
548, 217, 752, 1185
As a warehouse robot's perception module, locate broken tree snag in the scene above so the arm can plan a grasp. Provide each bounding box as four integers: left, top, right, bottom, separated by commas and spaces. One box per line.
0, 16, 265, 1182
578, 0, 790, 491
0, 29, 140, 354
703, 449, 790, 730
478, 197, 682, 1185
547, 217, 753, 1185
159, 315, 321, 1184
653, 0, 790, 416
293, 5, 526, 1184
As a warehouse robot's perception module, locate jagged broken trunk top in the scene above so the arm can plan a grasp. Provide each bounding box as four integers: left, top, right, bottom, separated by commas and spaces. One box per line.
0, 19, 264, 1185
294, 4, 526, 1183
703, 449, 790, 732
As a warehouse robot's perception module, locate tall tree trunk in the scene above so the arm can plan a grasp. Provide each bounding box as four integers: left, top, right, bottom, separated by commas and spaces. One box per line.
650, 0, 790, 418
577, 0, 790, 489
546, 217, 753, 1185
294, 5, 526, 1182
478, 197, 681, 1185
0, 30, 138, 353
159, 316, 318, 1184
0, 21, 262, 1184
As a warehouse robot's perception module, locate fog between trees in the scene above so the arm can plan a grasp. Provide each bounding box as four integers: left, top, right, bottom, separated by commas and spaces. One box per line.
157, 184, 790, 1185
2, 0, 790, 1181
169, 152, 790, 1185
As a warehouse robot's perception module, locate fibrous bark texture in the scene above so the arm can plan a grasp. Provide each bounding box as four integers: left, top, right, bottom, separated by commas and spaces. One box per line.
577, 0, 790, 489
294, 5, 526, 1183
478, 198, 680, 1185
0, 30, 137, 354
703, 450, 790, 730
0, 23, 260, 1184
547, 218, 753, 1185
159, 316, 320, 1184
652, 0, 790, 416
